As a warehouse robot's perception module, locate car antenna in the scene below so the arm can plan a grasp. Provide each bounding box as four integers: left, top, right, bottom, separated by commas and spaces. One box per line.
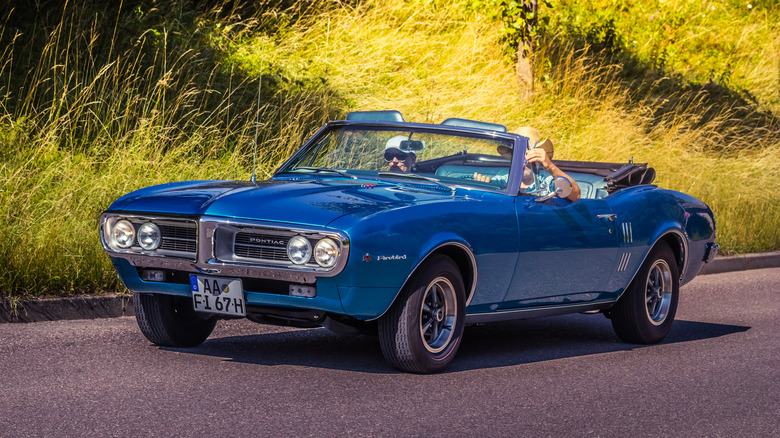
250, 45, 264, 184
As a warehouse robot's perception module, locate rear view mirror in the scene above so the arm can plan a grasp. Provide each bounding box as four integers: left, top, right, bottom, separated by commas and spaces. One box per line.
400, 140, 425, 151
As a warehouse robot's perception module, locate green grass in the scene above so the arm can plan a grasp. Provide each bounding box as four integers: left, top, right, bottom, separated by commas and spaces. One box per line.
0, 0, 778, 297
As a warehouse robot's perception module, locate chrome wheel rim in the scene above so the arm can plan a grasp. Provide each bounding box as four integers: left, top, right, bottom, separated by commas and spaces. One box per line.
419, 276, 457, 354
645, 259, 673, 326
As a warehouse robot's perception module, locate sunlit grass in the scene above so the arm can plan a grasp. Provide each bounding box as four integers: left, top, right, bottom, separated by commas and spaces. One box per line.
0, 0, 778, 297
230, 0, 778, 255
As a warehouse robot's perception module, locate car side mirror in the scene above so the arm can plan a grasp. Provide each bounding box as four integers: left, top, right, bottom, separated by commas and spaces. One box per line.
535, 177, 573, 202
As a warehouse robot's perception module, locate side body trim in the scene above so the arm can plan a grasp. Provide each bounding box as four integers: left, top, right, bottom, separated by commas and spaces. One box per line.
465, 300, 615, 324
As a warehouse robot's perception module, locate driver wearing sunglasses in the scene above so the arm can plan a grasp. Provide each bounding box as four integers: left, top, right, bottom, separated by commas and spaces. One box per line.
384, 135, 417, 172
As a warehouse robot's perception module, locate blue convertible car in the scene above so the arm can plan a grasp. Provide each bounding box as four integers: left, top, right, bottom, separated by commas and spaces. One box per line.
100, 110, 718, 373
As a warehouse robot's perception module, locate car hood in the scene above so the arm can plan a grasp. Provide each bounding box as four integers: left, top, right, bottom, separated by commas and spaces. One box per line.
110, 177, 457, 227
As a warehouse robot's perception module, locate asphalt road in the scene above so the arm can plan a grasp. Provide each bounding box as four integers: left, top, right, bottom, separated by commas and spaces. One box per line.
1, 268, 778, 437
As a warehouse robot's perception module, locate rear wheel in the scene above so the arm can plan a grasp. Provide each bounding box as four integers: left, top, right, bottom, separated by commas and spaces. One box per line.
610, 242, 679, 344
378, 255, 465, 373
134, 293, 217, 347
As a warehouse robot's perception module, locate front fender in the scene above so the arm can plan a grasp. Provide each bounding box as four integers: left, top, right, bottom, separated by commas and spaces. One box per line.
606, 188, 688, 292
331, 194, 516, 320
337, 234, 476, 321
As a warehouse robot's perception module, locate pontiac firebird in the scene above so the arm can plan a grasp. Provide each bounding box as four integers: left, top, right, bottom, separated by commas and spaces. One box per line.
100, 110, 718, 373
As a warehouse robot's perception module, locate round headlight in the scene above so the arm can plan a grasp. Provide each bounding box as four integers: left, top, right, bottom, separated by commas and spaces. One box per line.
314, 238, 339, 268
137, 222, 162, 250
287, 235, 312, 265
112, 220, 135, 249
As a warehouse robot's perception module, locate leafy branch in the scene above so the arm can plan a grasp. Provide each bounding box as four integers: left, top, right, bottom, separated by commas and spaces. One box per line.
473, 0, 552, 100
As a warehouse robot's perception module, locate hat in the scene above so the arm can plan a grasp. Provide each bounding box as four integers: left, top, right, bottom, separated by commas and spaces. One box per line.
499, 127, 554, 160
385, 135, 416, 156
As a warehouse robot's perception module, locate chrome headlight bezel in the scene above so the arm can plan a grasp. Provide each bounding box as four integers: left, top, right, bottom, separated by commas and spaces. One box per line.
314, 238, 340, 268
137, 222, 162, 250
287, 235, 312, 265
111, 219, 135, 249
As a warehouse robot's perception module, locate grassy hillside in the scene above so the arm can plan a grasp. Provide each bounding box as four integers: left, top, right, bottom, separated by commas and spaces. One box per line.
0, 0, 778, 297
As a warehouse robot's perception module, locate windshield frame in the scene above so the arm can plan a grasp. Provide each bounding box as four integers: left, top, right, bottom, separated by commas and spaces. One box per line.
273, 120, 528, 196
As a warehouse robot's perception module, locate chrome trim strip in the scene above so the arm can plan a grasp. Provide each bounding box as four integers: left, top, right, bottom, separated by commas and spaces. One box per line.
112, 254, 323, 283
456, 242, 479, 307
465, 300, 616, 324
670, 228, 689, 280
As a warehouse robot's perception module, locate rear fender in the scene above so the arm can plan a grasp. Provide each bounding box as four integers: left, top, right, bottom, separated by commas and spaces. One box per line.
616, 228, 687, 303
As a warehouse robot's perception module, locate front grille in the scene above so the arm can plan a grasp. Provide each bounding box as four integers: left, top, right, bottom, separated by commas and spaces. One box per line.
159, 224, 197, 253
234, 232, 289, 261
215, 225, 344, 271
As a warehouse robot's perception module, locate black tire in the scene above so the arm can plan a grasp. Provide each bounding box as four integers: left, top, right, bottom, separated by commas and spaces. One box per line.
610, 242, 679, 344
378, 255, 466, 373
134, 292, 218, 347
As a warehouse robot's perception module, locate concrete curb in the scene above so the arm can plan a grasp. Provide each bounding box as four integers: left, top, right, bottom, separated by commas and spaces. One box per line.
1, 252, 779, 324
698, 251, 780, 275
0, 294, 133, 324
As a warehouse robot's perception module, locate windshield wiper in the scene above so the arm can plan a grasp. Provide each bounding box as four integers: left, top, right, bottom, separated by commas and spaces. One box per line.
377, 172, 453, 192
281, 167, 358, 179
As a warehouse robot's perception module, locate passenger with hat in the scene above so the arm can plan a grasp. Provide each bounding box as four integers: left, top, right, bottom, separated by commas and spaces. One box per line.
474, 127, 581, 201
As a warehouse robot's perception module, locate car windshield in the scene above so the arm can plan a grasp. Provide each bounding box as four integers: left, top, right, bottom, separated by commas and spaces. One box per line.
277, 126, 513, 190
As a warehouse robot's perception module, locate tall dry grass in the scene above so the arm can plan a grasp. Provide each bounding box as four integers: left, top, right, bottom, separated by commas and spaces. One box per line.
0, 0, 340, 296
233, 0, 778, 253
0, 0, 778, 297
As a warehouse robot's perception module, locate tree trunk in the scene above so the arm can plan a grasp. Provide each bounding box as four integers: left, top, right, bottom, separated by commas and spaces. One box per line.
516, 0, 538, 102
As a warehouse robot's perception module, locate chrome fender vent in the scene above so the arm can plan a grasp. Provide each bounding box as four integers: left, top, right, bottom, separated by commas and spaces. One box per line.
617, 252, 631, 272
621, 222, 633, 244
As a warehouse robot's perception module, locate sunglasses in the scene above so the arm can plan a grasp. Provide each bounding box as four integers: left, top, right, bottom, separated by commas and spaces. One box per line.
384, 150, 410, 162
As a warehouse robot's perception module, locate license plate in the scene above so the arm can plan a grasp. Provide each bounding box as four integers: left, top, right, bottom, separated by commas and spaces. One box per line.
190, 275, 246, 317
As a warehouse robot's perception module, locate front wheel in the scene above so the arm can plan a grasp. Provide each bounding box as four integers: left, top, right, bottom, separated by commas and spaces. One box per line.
134, 293, 218, 347
610, 242, 679, 344
378, 255, 466, 373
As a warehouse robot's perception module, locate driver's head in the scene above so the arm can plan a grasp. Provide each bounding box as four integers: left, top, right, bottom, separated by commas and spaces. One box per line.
516, 126, 554, 159
384, 135, 416, 172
